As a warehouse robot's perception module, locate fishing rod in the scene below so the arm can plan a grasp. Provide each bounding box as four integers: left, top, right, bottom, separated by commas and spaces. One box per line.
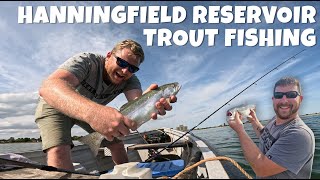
145, 48, 306, 162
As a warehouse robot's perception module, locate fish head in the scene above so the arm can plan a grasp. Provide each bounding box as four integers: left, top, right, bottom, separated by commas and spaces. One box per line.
227, 104, 256, 121
161, 82, 181, 97
226, 108, 236, 120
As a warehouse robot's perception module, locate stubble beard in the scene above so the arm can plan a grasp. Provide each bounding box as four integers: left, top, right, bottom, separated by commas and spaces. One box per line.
274, 103, 299, 120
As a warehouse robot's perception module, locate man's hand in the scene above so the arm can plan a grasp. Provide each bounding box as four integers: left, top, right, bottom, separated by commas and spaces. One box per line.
143, 84, 177, 120
88, 105, 138, 141
247, 109, 259, 123
228, 111, 245, 133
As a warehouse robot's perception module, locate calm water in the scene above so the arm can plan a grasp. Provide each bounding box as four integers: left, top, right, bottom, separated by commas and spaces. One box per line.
1, 114, 319, 178
0, 141, 82, 154
193, 114, 320, 179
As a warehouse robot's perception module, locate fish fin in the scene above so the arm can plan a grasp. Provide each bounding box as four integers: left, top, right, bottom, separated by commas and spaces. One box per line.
119, 102, 130, 112
79, 132, 104, 157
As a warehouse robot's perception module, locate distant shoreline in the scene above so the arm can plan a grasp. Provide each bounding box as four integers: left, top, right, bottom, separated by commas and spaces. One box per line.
300, 112, 320, 117
0, 142, 40, 145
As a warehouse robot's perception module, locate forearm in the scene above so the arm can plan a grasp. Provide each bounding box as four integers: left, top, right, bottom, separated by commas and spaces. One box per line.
39, 78, 101, 124
250, 120, 264, 138
237, 130, 265, 175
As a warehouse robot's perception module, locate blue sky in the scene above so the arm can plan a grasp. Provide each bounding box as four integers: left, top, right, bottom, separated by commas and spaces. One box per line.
0, 1, 320, 139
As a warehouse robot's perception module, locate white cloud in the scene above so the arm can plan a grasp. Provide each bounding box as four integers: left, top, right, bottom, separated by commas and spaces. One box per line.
164, 54, 207, 85
31, 25, 140, 74
0, 92, 38, 118
0, 115, 39, 139
0, 17, 6, 32
303, 65, 320, 83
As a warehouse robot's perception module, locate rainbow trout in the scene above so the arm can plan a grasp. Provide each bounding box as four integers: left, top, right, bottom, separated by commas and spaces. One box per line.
79, 82, 181, 156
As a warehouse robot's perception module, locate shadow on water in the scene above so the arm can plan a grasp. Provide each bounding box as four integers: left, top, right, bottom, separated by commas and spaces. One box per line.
193, 113, 320, 179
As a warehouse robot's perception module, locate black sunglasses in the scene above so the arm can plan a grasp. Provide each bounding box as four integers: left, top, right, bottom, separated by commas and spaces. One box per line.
274, 91, 300, 99
114, 55, 139, 73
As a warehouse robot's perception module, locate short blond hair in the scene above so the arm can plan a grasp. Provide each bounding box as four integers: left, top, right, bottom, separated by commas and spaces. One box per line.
111, 39, 145, 63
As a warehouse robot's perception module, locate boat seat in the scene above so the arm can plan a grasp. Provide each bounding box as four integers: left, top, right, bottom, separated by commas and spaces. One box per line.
127, 140, 193, 151
138, 159, 185, 178
104, 160, 185, 178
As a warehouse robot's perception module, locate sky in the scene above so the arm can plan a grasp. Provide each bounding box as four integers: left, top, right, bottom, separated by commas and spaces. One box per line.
0, 1, 320, 139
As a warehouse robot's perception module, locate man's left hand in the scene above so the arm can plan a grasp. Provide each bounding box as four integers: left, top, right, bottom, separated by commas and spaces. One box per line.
143, 84, 177, 120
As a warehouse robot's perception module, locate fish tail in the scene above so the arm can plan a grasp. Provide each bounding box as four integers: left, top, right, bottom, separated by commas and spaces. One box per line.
79, 132, 104, 157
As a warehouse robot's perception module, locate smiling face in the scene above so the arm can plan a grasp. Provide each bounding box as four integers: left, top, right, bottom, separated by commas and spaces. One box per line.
104, 48, 141, 85
272, 84, 303, 122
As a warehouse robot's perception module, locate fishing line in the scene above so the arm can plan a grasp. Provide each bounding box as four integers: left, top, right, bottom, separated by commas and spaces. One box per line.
145, 48, 306, 162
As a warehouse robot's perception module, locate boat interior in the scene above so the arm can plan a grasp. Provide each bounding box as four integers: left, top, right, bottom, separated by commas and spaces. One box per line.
0, 128, 251, 179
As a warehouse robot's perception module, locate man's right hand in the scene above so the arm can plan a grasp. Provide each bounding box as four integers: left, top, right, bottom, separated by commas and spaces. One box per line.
87, 106, 138, 141
40, 69, 137, 141
228, 111, 245, 133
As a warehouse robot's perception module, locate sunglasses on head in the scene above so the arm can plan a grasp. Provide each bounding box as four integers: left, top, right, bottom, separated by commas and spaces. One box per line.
274, 91, 300, 99
114, 55, 139, 73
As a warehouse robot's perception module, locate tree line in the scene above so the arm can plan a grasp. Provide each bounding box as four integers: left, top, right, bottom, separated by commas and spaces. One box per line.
0, 136, 83, 143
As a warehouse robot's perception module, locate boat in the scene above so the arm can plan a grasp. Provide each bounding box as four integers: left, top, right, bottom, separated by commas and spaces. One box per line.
0, 128, 252, 179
